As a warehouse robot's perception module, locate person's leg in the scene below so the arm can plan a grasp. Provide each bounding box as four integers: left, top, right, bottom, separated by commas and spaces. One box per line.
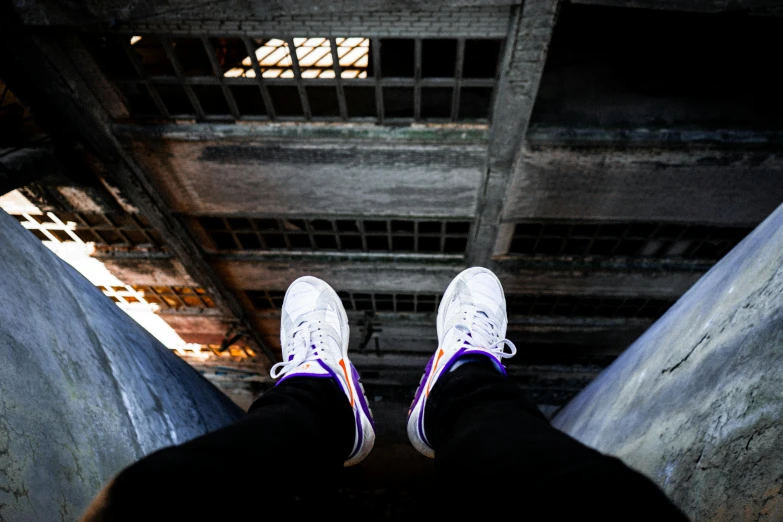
83, 276, 375, 521
426, 359, 689, 520
83, 376, 354, 521
406, 267, 687, 520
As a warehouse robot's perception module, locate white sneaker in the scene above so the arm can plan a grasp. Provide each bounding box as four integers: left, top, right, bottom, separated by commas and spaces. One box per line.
270, 276, 375, 466
407, 267, 517, 458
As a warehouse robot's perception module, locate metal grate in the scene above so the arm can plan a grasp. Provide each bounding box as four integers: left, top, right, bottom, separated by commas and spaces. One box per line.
132, 285, 216, 309
506, 294, 675, 319
97, 284, 149, 305
199, 217, 471, 254
85, 35, 503, 123
196, 344, 257, 358
12, 211, 164, 249
97, 285, 214, 309
223, 37, 369, 79
338, 292, 441, 313
508, 221, 752, 260
246, 290, 286, 310
247, 290, 442, 313
247, 290, 670, 317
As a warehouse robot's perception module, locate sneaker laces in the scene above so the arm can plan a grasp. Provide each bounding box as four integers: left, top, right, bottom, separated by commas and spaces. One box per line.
270, 313, 340, 379
452, 306, 517, 360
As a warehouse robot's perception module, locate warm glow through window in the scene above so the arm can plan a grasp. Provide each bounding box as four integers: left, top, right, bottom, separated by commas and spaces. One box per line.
224, 37, 369, 79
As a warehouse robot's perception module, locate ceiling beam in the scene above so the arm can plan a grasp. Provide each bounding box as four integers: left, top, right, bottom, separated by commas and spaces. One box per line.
14, 1, 516, 31
469, 0, 561, 266
501, 130, 783, 226
568, 0, 780, 13
125, 138, 486, 218
210, 255, 701, 299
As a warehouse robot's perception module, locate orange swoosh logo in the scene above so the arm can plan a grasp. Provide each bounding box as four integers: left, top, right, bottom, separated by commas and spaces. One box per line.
339, 359, 355, 407
425, 348, 445, 397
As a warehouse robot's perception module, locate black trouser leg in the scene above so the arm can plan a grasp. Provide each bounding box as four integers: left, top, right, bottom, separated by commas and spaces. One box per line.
425, 360, 689, 520
82, 377, 354, 521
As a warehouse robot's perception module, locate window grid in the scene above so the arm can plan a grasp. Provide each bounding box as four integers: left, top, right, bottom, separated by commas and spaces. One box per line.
87, 35, 503, 124
338, 291, 442, 313
245, 290, 673, 318
97, 284, 150, 305
132, 285, 216, 309
506, 295, 675, 320
97, 284, 214, 309
198, 217, 472, 254
12, 211, 164, 249
247, 290, 442, 313
246, 290, 286, 310
508, 221, 751, 261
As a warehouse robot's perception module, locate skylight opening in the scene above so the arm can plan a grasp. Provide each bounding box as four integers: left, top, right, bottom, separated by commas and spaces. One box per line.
224, 37, 369, 79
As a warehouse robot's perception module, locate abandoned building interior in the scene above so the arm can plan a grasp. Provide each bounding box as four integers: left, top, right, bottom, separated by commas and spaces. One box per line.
1, 0, 783, 519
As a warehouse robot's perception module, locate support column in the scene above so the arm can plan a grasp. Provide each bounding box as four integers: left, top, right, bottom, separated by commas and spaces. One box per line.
553, 202, 783, 521
0, 209, 242, 520
469, 0, 560, 265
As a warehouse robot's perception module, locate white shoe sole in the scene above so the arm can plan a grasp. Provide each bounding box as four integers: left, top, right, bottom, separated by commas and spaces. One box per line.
407, 267, 506, 459
291, 277, 376, 467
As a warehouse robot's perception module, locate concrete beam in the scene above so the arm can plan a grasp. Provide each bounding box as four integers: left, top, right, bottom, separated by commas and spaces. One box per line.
93, 254, 197, 287
15, 1, 515, 35
502, 135, 783, 226
569, 0, 779, 13
213, 256, 466, 293
208, 255, 702, 298
553, 200, 783, 520
491, 258, 703, 298
158, 310, 236, 346
125, 137, 485, 218
469, 0, 560, 265
114, 122, 489, 144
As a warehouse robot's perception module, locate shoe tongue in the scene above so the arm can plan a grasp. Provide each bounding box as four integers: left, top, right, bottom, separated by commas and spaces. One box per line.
303, 334, 341, 361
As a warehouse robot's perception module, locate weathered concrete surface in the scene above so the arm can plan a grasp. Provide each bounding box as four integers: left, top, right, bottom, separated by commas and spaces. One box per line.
159, 311, 234, 345
503, 144, 783, 226
0, 209, 242, 521
553, 202, 783, 521
128, 139, 485, 218
468, 0, 559, 265
96, 255, 196, 287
